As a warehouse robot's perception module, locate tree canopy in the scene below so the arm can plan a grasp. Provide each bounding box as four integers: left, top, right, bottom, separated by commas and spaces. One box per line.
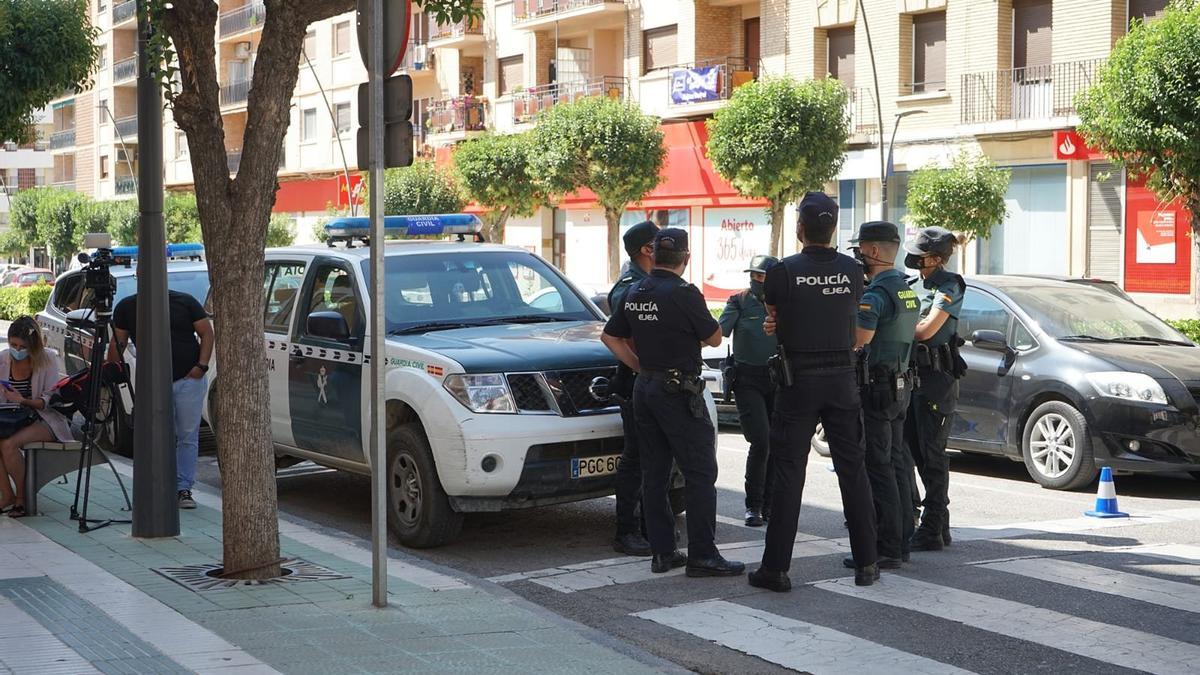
707, 77, 850, 256
453, 132, 545, 242
905, 152, 1010, 244
384, 161, 465, 216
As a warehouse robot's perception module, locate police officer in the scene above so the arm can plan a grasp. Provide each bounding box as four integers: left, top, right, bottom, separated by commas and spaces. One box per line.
718, 255, 779, 527
842, 222, 919, 570
607, 220, 659, 556
749, 192, 879, 592
903, 226, 966, 552
602, 229, 745, 577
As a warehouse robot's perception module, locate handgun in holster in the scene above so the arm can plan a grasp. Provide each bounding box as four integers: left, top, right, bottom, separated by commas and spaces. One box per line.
680, 375, 707, 419
767, 346, 793, 388
720, 348, 737, 403
610, 364, 635, 405
948, 335, 969, 379
854, 346, 870, 390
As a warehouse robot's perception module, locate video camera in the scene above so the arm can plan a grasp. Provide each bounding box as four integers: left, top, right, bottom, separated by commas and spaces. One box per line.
76, 233, 127, 306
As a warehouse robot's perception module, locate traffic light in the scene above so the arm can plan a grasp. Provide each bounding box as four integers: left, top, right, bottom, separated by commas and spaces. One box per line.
357, 74, 413, 169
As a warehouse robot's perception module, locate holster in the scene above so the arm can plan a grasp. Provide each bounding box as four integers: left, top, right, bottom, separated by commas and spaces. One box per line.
948, 336, 968, 379
863, 366, 900, 411
767, 347, 793, 388
855, 347, 870, 389
721, 352, 737, 403
610, 364, 635, 405
681, 376, 707, 419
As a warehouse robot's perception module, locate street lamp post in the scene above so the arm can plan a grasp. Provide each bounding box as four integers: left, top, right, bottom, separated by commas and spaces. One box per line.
880, 109, 927, 221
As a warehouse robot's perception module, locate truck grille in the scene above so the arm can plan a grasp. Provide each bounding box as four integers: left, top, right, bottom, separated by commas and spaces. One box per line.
506, 367, 619, 416
507, 374, 551, 411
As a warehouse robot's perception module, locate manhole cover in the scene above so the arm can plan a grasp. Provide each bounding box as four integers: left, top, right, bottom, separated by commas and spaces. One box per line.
154, 559, 349, 592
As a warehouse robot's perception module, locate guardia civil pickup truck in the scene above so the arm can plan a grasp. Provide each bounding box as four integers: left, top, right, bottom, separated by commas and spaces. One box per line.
210, 215, 708, 547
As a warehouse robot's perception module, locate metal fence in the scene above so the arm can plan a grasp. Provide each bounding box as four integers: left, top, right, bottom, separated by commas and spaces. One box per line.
429, 15, 483, 41
113, 56, 138, 83
666, 57, 752, 106
849, 87, 878, 135
220, 79, 251, 107
219, 2, 267, 38
512, 76, 626, 124
960, 59, 1103, 124
115, 177, 136, 195
115, 116, 138, 138
49, 129, 76, 150
424, 96, 487, 135
112, 0, 135, 25
514, 0, 606, 21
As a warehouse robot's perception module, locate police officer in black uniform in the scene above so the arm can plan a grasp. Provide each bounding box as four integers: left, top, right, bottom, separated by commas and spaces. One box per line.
602, 229, 745, 577
607, 220, 659, 556
842, 222, 919, 570
749, 192, 879, 591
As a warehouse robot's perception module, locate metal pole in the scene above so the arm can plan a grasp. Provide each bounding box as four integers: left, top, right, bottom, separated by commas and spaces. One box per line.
99, 103, 137, 191
857, 0, 887, 220
302, 52, 356, 217
132, 0, 178, 538
368, 0, 388, 608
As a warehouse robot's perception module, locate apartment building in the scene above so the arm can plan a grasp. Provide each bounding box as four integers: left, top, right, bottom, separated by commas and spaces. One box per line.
0, 112, 54, 229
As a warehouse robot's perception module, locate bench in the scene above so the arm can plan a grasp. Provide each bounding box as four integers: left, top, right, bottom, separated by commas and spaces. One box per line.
23, 441, 100, 515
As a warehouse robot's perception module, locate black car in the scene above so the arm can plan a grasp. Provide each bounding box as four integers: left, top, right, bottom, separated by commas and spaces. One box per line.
952, 275, 1199, 489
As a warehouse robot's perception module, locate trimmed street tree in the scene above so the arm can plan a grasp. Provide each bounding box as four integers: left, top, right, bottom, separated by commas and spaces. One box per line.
453, 132, 544, 242
384, 161, 465, 217
0, 0, 98, 143
35, 187, 88, 268
1077, 0, 1200, 303
265, 214, 297, 248
905, 152, 1010, 248
530, 96, 665, 280
707, 77, 850, 257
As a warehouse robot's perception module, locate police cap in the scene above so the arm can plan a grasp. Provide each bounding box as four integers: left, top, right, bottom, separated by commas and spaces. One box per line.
797, 192, 839, 227
904, 226, 957, 257
744, 255, 780, 274
653, 228, 689, 254
850, 221, 901, 245
623, 220, 660, 256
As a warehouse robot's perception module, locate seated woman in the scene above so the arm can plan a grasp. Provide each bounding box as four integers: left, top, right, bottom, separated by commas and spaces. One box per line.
0, 316, 72, 518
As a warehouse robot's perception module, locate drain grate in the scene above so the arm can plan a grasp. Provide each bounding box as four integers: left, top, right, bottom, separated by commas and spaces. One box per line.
153, 558, 349, 592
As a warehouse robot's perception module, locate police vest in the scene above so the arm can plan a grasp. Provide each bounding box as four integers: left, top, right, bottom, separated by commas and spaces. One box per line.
775, 251, 859, 353
921, 270, 965, 347
869, 273, 920, 371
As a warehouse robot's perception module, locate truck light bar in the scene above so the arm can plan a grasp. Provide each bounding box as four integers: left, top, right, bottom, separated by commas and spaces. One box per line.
324, 214, 485, 245
110, 243, 205, 259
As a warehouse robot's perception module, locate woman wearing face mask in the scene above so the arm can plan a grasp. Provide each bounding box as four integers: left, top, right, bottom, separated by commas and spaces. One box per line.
901, 227, 968, 552
0, 316, 72, 518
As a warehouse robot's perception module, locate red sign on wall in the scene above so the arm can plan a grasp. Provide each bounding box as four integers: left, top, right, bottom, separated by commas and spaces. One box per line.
1124, 177, 1192, 294
1053, 130, 1103, 161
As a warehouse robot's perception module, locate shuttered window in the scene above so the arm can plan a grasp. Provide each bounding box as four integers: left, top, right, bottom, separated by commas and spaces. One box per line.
1013, 0, 1053, 71
827, 27, 855, 90
1087, 163, 1123, 282
499, 56, 524, 95
1129, 0, 1169, 25
643, 25, 678, 73
912, 12, 946, 93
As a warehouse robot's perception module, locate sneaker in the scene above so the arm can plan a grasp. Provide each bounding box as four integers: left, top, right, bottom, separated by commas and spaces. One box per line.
178, 490, 197, 510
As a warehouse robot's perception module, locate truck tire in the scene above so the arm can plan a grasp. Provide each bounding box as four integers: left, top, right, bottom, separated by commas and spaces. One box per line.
98, 384, 133, 457
387, 424, 463, 548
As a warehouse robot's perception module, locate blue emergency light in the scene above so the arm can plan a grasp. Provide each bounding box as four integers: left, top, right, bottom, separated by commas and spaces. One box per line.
323, 214, 484, 242
111, 243, 205, 258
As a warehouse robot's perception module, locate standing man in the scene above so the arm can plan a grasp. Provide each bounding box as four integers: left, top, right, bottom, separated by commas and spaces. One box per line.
111, 290, 213, 509
607, 220, 658, 556
718, 255, 779, 527
749, 192, 878, 592
602, 229, 745, 578
844, 222, 919, 570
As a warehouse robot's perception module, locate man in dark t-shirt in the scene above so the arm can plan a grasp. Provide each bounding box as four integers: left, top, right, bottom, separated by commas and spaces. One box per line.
112, 290, 214, 509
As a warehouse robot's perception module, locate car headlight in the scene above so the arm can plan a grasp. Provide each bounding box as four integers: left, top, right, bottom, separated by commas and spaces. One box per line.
443, 373, 516, 413
1085, 371, 1168, 405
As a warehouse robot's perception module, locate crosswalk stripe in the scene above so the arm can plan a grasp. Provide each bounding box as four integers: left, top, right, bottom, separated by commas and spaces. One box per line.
1121, 543, 1200, 563
817, 575, 1200, 675
953, 506, 1200, 542
635, 600, 974, 675
979, 557, 1200, 614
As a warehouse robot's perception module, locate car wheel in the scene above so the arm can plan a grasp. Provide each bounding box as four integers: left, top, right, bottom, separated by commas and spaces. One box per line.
96, 384, 133, 457
811, 422, 831, 458
387, 424, 463, 548
1021, 401, 1096, 490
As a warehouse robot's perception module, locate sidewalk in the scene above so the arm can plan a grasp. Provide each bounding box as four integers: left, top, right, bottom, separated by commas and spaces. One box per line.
0, 458, 677, 674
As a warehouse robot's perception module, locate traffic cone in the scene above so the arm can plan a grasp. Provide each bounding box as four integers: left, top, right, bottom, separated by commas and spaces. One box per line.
1084, 467, 1128, 518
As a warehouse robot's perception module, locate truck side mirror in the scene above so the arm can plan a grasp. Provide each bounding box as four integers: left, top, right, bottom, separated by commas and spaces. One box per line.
308, 311, 351, 342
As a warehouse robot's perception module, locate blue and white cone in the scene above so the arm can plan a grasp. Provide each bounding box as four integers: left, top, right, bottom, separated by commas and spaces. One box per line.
1084, 467, 1128, 518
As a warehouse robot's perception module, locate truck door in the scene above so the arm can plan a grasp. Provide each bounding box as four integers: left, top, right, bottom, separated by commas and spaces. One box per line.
262, 259, 307, 445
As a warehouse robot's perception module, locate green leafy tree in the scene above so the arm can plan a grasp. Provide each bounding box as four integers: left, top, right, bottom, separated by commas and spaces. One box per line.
707, 77, 850, 256
0, 229, 26, 258
530, 96, 665, 279
1077, 0, 1200, 304
33, 187, 87, 266
453, 132, 544, 242
6, 185, 43, 253
383, 161, 465, 216
905, 152, 1011, 246
0, 0, 99, 143
265, 214, 296, 248
164, 191, 202, 243
106, 199, 141, 246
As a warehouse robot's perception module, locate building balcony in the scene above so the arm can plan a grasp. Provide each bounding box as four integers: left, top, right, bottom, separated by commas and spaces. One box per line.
512, 76, 626, 125
112, 0, 136, 27
960, 58, 1103, 128
219, 2, 266, 40
114, 115, 138, 139
52, 179, 75, 188
662, 57, 754, 118
512, 0, 625, 31
423, 96, 487, 143
849, 87, 878, 137
398, 41, 435, 79
113, 55, 138, 84
49, 129, 76, 150
115, 176, 137, 195
428, 16, 485, 53
220, 79, 251, 108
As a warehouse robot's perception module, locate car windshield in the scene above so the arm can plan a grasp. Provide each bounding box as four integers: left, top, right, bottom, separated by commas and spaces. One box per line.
112, 269, 211, 306
1006, 284, 1189, 343
365, 250, 596, 334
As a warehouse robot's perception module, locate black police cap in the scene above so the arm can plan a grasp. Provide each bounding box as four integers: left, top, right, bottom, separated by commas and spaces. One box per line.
744, 255, 780, 274
903, 226, 957, 257
653, 228, 689, 253
850, 221, 901, 245
797, 192, 839, 227
623, 220, 659, 256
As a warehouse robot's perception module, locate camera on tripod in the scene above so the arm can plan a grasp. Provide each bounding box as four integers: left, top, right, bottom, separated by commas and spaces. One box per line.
74, 233, 128, 315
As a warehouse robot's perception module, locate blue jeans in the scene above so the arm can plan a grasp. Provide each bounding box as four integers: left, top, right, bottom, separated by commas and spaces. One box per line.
173, 375, 207, 491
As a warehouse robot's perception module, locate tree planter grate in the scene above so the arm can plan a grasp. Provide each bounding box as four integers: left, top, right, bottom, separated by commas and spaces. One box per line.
153, 558, 349, 592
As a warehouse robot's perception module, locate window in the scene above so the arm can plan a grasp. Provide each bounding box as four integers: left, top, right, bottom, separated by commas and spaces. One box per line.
642, 25, 678, 73
98, 99, 108, 125
97, 46, 107, 69
301, 108, 317, 142
498, 56, 523, 95
1013, 0, 1053, 72
52, 273, 86, 313
333, 21, 351, 57
99, 155, 109, 179
827, 26, 855, 89
176, 131, 188, 157
1012, 320, 1037, 352
334, 102, 352, 135
263, 262, 306, 334
304, 265, 361, 340
303, 29, 317, 61
912, 12, 946, 93
958, 290, 1011, 341
1129, 0, 1169, 26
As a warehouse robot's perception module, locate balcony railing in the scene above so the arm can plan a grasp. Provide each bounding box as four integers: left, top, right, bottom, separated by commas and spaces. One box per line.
667, 57, 753, 106
115, 177, 137, 195
220, 79, 251, 107
423, 96, 487, 135
115, 115, 138, 139
429, 16, 483, 41
514, 0, 606, 21
112, 0, 136, 25
961, 59, 1103, 125
513, 76, 626, 124
52, 179, 75, 187
113, 55, 138, 83
849, 87, 878, 135
49, 129, 76, 150
219, 2, 266, 38
399, 40, 433, 73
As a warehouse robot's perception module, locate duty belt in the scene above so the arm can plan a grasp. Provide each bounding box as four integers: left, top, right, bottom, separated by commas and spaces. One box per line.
785, 349, 854, 371
640, 368, 701, 382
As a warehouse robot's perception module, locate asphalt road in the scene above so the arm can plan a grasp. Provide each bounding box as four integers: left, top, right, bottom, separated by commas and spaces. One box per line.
193, 427, 1200, 674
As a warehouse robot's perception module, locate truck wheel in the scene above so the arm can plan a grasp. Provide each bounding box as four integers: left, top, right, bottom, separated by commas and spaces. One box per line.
669, 486, 686, 515
387, 424, 463, 548
97, 384, 133, 457
1022, 400, 1096, 490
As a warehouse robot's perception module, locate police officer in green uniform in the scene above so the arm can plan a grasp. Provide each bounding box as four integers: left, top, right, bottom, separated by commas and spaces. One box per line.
607, 220, 659, 556
718, 255, 780, 527
903, 226, 966, 551
602, 229, 745, 578
843, 222, 919, 569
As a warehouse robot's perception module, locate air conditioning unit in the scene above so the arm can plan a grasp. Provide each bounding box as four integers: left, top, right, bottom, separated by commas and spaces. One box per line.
116, 147, 138, 163
235, 42, 252, 59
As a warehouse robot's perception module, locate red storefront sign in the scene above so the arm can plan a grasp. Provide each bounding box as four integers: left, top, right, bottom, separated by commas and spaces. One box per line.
1053, 130, 1104, 161
273, 174, 363, 213
1124, 176, 1192, 294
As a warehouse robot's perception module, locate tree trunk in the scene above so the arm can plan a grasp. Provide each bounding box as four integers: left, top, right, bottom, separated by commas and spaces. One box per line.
769, 200, 785, 258
487, 207, 511, 244
604, 205, 622, 282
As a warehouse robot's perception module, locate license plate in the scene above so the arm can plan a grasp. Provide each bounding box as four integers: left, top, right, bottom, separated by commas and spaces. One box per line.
571, 454, 621, 479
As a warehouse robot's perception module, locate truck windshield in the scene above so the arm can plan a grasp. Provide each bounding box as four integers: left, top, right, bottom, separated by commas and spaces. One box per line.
365, 251, 598, 334
113, 269, 211, 306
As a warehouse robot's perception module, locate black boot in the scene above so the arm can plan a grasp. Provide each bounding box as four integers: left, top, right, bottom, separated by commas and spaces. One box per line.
748, 567, 791, 592
651, 550, 688, 573
744, 509, 765, 527
613, 532, 652, 556
843, 556, 901, 569
686, 554, 746, 577
855, 563, 880, 587
909, 528, 944, 551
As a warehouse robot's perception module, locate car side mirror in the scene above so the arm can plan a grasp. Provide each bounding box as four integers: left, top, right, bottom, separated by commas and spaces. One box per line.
65, 308, 97, 330
308, 311, 350, 342
971, 329, 1009, 352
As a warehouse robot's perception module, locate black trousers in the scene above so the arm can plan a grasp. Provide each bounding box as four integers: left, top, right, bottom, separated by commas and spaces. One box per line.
633, 376, 718, 558
906, 369, 958, 532
614, 399, 644, 537
734, 366, 775, 511
863, 380, 913, 559
762, 369, 877, 572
